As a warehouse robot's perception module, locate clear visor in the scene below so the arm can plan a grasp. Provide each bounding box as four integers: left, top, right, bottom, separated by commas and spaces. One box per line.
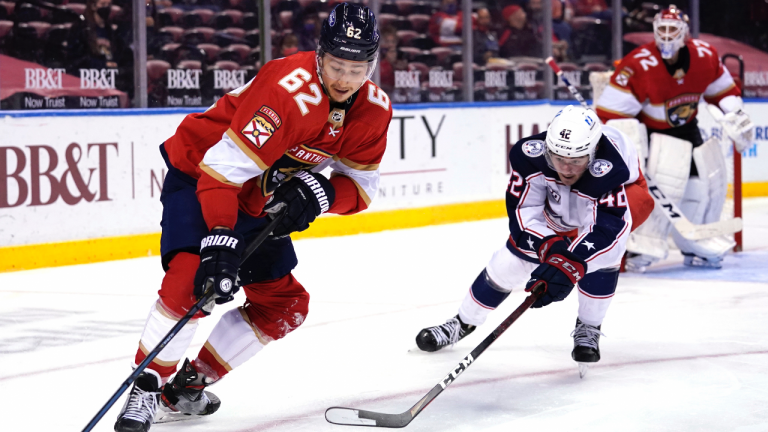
319, 53, 377, 85
545, 147, 591, 174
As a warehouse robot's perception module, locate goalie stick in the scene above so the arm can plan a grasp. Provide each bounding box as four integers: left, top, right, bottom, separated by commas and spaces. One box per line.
545, 57, 742, 241
325, 284, 544, 428
82, 209, 286, 432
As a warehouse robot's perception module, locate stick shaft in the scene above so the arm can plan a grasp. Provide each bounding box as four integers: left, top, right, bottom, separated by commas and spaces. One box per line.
82, 210, 285, 432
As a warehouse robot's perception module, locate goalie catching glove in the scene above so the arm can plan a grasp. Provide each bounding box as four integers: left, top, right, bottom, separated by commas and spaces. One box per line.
263, 171, 335, 238
194, 229, 244, 315
722, 109, 754, 152
525, 235, 587, 308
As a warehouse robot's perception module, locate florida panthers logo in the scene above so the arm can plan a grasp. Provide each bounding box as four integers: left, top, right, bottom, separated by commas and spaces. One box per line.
589, 159, 613, 177
522, 140, 545, 157
666, 94, 699, 127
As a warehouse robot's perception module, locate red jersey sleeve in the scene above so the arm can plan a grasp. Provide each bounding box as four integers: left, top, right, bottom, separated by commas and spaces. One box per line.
595, 51, 645, 123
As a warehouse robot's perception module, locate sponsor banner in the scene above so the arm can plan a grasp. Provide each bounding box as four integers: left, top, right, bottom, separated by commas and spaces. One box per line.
1, 102, 766, 247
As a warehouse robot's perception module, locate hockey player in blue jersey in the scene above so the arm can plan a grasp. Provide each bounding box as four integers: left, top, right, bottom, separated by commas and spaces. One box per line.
415, 106, 654, 372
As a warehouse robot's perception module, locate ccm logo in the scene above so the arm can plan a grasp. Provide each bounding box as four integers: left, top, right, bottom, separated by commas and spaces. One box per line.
547, 256, 583, 281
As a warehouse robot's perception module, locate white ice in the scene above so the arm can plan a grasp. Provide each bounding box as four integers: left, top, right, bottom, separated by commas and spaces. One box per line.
2, 199, 768, 432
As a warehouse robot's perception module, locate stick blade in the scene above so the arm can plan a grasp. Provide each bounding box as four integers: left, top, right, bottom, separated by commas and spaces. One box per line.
675, 217, 743, 240
325, 407, 413, 428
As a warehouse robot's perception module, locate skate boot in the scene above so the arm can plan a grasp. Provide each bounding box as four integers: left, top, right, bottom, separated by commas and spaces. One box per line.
682, 253, 723, 269
159, 358, 221, 417
571, 318, 605, 363
114, 371, 161, 432
415, 315, 476, 352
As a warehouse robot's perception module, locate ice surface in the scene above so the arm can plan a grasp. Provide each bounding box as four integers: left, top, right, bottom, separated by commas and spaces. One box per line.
2, 199, 767, 432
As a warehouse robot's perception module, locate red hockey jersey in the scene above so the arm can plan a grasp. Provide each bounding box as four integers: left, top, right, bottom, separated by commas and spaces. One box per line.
164, 51, 393, 230
595, 39, 740, 130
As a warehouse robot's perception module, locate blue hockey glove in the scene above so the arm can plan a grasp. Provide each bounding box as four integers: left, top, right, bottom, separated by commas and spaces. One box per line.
194, 229, 244, 315
526, 235, 587, 308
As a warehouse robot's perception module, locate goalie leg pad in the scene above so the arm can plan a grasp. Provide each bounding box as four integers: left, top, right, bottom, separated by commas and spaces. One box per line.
626, 133, 695, 266
692, 137, 729, 224
647, 133, 692, 204
606, 118, 649, 163
458, 246, 536, 326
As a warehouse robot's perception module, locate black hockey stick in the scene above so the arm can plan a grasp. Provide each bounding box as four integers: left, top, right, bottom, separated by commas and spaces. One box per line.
82, 209, 286, 432
325, 283, 544, 428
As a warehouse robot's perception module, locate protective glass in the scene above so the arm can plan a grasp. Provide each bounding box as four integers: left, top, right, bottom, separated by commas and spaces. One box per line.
318, 53, 377, 85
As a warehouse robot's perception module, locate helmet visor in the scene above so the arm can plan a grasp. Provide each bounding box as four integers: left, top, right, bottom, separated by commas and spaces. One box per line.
319, 53, 377, 85
545, 147, 590, 175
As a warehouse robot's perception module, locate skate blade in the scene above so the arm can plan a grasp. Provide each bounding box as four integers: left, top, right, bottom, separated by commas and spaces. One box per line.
578, 362, 590, 379
154, 410, 204, 424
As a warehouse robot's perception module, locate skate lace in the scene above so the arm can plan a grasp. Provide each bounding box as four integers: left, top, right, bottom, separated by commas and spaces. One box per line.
428, 317, 461, 347
570, 321, 605, 350
123, 386, 159, 423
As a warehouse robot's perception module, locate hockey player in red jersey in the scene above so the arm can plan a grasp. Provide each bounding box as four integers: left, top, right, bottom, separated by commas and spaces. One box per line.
114, 4, 392, 431
595, 5, 754, 271
415, 106, 654, 377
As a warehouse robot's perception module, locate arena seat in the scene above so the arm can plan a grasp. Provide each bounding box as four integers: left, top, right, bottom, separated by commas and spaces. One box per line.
158, 26, 184, 43
241, 12, 258, 30
218, 43, 250, 64
197, 43, 221, 62
396, 30, 418, 46
157, 7, 184, 27
407, 13, 430, 33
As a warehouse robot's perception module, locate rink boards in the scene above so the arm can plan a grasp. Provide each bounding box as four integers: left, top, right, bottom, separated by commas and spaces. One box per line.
1, 100, 767, 271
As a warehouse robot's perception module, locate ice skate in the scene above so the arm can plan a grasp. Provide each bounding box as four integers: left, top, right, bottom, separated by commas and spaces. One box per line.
571, 318, 605, 378
114, 371, 161, 432
415, 315, 476, 352
682, 253, 723, 269
157, 358, 221, 422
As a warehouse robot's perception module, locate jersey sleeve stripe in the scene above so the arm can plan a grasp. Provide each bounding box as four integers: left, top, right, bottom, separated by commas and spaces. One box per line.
225, 128, 270, 170
595, 85, 643, 117
339, 157, 380, 171
330, 170, 376, 206
608, 82, 633, 94
703, 69, 737, 97
199, 162, 244, 187
585, 220, 629, 263
515, 173, 549, 238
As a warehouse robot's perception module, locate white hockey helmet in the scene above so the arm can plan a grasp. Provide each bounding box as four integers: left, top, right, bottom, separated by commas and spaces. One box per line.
545, 105, 602, 162
653, 5, 688, 59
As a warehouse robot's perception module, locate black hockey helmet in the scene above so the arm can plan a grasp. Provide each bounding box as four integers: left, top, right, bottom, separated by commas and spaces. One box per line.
318, 2, 380, 63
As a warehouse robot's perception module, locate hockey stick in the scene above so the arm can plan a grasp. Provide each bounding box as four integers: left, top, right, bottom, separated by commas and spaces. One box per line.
545, 57, 742, 240
82, 209, 286, 432
325, 284, 544, 428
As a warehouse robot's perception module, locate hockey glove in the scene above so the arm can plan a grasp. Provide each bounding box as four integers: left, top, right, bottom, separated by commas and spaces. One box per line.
722, 109, 754, 152
526, 235, 587, 308
263, 171, 335, 238
194, 229, 245, 315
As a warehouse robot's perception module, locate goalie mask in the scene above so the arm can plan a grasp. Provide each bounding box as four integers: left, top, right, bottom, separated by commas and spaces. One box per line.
653, 5, 689, 59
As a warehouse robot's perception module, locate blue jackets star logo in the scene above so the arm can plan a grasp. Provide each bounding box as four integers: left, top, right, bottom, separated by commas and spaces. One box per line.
527, 237, 535, 250
583, 241, 595, 251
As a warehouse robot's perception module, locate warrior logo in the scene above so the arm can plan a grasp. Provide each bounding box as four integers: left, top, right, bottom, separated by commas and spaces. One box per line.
219, 278, 232, 294
665, 93, 699, 127
589, 159, 613, 177
522, 140, 545, 157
